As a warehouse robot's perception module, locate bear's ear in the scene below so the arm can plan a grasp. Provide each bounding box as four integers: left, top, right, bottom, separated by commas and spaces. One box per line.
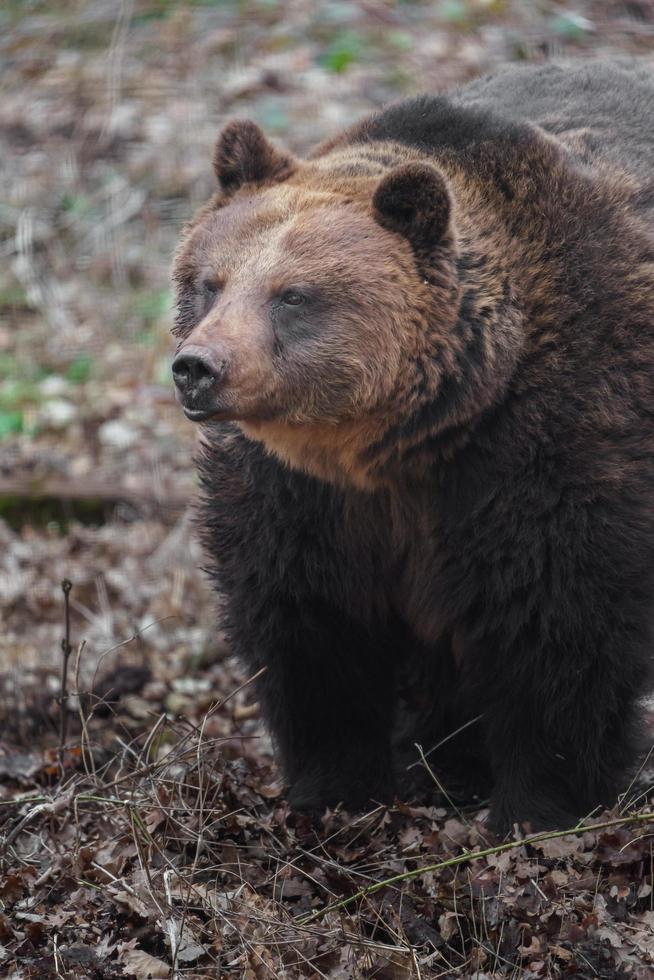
213, 120, 296, 193
372, 162, 451, 248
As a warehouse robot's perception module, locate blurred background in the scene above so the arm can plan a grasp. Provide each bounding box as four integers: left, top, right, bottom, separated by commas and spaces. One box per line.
2, 0, 654, 740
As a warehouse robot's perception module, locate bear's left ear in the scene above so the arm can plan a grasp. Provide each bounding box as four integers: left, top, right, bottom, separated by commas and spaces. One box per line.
372, 162, 451, 248
213, 120, 296, 194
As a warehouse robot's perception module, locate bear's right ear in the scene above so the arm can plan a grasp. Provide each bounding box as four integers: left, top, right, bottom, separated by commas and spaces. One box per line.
372, 162, 451, 249
213, 120, 296, 194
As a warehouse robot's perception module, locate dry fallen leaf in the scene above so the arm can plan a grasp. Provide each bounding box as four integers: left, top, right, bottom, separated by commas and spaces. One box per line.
120, 948, 171, 979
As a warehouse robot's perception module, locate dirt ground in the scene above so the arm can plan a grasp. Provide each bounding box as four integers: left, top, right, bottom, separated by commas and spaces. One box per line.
1, 2, 653, 977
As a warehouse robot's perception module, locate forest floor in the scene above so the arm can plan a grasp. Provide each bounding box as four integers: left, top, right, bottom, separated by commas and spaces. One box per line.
1, 2, 653, 977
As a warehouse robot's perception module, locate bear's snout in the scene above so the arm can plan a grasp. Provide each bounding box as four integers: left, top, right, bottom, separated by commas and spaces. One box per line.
172, 344, 227, 421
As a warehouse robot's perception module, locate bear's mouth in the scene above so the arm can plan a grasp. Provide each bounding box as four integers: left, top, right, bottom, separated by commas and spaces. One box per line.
182, 404, 245, 423
182, 405, 219, 422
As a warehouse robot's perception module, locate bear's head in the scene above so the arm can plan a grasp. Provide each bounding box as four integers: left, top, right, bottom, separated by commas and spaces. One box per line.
172, 120, 472, 488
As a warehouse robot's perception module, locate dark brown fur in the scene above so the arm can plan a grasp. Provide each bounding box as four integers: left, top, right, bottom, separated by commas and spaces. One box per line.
173, 61, 654, 832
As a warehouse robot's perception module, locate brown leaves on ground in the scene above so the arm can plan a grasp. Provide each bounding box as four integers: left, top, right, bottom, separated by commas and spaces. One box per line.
0, 688, 652, 978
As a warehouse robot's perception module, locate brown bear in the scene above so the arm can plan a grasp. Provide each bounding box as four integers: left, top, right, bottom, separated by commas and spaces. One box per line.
172, 61, 654, 833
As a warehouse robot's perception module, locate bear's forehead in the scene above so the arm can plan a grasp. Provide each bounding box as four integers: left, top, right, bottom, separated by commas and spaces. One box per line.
192, 188, 393, 279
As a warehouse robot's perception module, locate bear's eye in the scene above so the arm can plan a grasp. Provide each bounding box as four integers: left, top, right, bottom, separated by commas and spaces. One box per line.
202, 280, 221, 299
280, 289, 305, 307
198, 279, 222, 315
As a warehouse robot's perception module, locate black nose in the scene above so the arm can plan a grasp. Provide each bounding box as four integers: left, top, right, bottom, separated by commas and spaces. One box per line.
172, 345, 225, 395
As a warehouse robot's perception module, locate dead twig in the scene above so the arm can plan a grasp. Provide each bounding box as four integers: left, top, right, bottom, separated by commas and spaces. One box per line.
58, 579, 73, 772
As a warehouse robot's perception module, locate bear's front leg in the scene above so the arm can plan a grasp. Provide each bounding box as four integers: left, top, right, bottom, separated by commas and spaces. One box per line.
251, 596, 396, 813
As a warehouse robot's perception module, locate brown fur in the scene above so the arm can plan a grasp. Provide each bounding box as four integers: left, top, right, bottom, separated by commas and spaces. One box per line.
173, 61, 654, 831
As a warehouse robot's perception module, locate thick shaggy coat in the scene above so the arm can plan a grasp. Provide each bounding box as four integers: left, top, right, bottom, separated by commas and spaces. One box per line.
172, 61, 654, 832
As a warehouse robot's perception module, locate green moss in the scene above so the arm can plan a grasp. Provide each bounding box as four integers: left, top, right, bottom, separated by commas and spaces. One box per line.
0, 410, 23, 439
319, 30, 365, 74
0, 380, 40, 408
66, 354, 93, 384
0, 283, 29, 309
0, 494, 110, 530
